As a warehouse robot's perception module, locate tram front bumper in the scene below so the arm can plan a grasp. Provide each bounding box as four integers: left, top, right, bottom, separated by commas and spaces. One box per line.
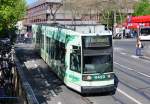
81, 84, 115, 94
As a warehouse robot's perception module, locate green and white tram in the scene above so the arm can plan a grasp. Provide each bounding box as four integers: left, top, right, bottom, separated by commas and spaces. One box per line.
32, 24, 115, 94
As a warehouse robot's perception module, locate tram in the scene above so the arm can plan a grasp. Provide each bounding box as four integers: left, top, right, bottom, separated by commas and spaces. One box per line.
32, 24, 115, 94
139, 27, 150, 57
139, 27, 150, 41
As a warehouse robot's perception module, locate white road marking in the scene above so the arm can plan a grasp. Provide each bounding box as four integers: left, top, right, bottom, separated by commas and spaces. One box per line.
114, 62, 150, 78
131, 55, 139, 59
32, 60, 35, 63
114, 47, 125, 51
50, 90, 57, 97
37, 68, 41, 73
34, 63, 38, 68
57, 102, 62, 104
117, 88, 142, 104
119, 52, 139, 59
120, 52, 127, 55
44, 81, 57, 97
40, 74, 45, 78
44, 80, 50, 87
137, 72, 150, 78
118, 51, 150, 63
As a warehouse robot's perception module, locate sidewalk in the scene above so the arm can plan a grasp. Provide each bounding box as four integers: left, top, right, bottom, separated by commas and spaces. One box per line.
140, 55, 150, 61
15, 43, 62, 104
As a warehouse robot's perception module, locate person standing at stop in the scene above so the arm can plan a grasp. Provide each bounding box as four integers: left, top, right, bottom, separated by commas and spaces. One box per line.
136, 37, 142, 56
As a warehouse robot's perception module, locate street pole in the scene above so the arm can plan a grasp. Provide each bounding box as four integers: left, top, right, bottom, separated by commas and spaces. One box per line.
112, 11, 114, 37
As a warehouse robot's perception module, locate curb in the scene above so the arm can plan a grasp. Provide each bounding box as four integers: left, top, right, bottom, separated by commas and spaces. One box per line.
15, 55, 39, 104
139, 56, 150, 61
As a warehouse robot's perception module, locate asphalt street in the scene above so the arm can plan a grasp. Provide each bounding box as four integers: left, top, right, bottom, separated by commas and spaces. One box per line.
15, 39, 150, 104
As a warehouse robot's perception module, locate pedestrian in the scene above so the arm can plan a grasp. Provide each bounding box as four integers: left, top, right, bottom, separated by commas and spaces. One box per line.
24, 32, 28, 43
136, 37, 142, 56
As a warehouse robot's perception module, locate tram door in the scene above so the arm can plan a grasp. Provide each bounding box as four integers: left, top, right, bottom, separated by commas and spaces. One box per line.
69, 46, 81, 85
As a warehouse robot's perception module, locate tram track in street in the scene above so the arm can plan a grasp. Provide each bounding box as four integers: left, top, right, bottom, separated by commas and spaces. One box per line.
113, 65, 150, 103
81, 96, 94, 104
114, 61, 150, 78
118, 79, 150, 100
114, 39, 150, 104
111, 95, 125, 104
113, 57, 150, 103
115, 62, 150, 89
114, 65, 150, 85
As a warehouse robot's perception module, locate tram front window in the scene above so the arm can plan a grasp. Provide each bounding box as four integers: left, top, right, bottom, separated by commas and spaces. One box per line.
141, 28, 150, 36
83, 55, 112, 74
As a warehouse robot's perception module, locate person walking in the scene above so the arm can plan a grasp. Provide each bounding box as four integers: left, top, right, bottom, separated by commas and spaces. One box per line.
136, 37, 142, 56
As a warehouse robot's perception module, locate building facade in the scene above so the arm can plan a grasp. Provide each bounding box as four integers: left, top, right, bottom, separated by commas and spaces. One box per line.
23, 0, 98, 27
23, 0, 137, 32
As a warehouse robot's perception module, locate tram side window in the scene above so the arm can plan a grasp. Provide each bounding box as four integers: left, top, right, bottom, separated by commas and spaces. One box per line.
48, 38, 51, 57
60, 42, 65, 63
46, 37, 49, 53
55, 40, 60, 60
51, 39, 55, 59
70, 53, 81, 73
41, 35, 44, 49
36, 32, 39, 44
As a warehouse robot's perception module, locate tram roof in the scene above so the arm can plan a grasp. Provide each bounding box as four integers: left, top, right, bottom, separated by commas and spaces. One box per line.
81, 31, 112, 36
32, 24, 112, 36
60, 28, 112, 36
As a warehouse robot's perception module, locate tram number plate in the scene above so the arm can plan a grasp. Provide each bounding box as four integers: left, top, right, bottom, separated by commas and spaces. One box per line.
93, 74, 106, 80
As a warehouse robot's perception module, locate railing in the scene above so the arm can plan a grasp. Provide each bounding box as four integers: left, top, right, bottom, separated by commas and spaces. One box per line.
0, 40, 39, 104
0, 57, 39, 104
15, 56, 39, 104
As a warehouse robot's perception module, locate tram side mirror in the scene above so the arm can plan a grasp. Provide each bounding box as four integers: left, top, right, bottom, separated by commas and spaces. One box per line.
65, 65, 68, 69
61, 64, 68, 69
72, 49, 80, 54
72, 50, 77, 54
70, 49, 76, 54
61, 61, 68, 69
71, 46, 81, 54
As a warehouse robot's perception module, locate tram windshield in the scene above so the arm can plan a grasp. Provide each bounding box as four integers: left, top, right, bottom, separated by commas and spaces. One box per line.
140, 28, 150, 36
83, 55, 112, 74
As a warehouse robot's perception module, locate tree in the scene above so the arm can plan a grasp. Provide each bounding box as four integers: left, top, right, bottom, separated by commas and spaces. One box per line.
63, 0, 84, 25
48, 1, 63, 23
0, 0, 26, 37
134, 0, 150, 16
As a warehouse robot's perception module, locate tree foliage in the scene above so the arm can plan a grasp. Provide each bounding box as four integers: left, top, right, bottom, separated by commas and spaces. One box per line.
134, 0, 150, 16
0, 0, 26, 37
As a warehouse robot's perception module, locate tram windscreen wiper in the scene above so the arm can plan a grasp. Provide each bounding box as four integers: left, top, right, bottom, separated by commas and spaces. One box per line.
83, 55, 112, 74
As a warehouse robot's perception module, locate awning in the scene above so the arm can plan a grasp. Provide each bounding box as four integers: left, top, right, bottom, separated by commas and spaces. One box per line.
127, 23, 150, 29
130, 15, 150, 23
127, 23, 139, 29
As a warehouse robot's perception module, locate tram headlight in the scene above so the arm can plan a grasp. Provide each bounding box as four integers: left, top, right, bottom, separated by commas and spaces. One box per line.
107, 73, 114, 79
83, 75, 92, 81
87, 76, 92, 80
107, 74, 111, 78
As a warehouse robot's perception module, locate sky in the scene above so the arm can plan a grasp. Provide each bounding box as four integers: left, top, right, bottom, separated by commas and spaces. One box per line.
26, 0, 36, 4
